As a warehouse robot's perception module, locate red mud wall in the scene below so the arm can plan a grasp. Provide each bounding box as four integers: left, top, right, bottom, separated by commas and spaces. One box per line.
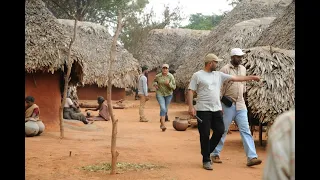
147, 69, 157, 92
25, 72, 61, 130
77, 85, 125, 101
172, 88, 186, 103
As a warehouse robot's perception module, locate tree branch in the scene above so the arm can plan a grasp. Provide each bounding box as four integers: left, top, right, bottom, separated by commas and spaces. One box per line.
49, 0, 75, 19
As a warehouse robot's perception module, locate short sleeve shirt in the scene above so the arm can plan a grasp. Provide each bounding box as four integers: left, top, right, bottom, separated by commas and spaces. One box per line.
64, 98, 74, 108
188, 70, 232, 111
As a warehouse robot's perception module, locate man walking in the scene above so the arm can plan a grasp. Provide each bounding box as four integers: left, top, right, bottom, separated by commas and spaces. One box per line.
211, 48, 262, 167
188, 53, 260, 170
138, 65, 149, 122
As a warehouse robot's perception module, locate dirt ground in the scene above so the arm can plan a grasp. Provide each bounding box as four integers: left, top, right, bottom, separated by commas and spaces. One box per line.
25, 92, 268, 180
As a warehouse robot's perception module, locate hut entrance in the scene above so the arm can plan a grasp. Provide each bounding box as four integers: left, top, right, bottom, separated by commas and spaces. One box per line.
59, 61, 84, 98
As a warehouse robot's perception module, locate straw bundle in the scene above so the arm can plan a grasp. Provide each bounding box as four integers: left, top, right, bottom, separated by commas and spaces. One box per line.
243, 46, 294, 124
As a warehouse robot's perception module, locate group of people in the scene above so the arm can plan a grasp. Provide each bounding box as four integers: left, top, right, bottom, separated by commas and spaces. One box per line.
25, 47, 294, 176
63, 95, 110, 123
25, 94, 111, 127
187, 48, 263, 170
137, 63, 176, 132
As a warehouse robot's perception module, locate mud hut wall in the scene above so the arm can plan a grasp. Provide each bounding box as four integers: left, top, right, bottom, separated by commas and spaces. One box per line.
25, 71, 61, 129
77, 85, 125, 101
147, 69, 158, 92
172, 88, 186, 103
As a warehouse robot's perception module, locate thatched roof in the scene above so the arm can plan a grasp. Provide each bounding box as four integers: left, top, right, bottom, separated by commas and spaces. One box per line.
57, 19, 140, 88
138, 28, 210, 71
25, 0, 84, 78
243, 46, 294, 124
254, 1, 295, 49
174, 0, 292, 88
175, 16, 276, 88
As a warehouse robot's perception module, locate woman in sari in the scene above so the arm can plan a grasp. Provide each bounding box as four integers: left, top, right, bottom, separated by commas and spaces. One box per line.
25, 96, 40, 121
85, 96, 110, 121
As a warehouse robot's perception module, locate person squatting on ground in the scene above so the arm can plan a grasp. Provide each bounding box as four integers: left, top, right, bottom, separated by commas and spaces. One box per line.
187, 53, 260, 170
25, 96, 40, 121
153, 63, 176, 131
211, 48, 262, 167
85, 96, 111, 121
138, 65, 150, 122
263, 109, 295, 180
63, 95, 91, 124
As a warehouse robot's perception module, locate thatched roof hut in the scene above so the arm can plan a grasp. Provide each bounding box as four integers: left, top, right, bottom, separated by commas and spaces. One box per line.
175, 16, 276, 88
254, 1, 295, 49
138, 28, 210, 71
242, 46, 294, 124
57, 19, 140, 88
25, 0, 83, 81
174, 0, 292, 88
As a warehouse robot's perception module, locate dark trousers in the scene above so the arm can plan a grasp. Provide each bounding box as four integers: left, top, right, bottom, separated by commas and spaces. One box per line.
197, 111, 225, 163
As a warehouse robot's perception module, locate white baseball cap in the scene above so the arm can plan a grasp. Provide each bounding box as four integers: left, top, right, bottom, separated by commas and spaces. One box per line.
162, 64, 169, 68
230, 48, 246, 56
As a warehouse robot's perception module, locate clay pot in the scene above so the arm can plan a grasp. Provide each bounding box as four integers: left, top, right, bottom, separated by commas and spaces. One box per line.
173, 117, 189, 131
25, 121, 39, 137
36, 120, 45, 136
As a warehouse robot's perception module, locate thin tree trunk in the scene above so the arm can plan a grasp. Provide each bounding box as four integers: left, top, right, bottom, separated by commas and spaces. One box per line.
108, 11, 123, 175
59, 19, 78, 138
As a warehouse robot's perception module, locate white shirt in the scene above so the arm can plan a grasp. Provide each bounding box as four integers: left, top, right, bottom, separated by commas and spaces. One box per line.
64, 98, 74, 108
188, 70, 232, 112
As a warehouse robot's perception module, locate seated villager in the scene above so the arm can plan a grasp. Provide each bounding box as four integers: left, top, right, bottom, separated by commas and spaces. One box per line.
25, 96, 40, 122
63, 95, 92, 124
85, 96, 110, 121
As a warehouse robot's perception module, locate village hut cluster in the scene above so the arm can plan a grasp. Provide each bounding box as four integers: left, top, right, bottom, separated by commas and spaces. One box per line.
25, 0, 140, 130
57, 19, 140, 101
25, 0, 295, 142
138, 29, 210, 101
138, 0, 295, 140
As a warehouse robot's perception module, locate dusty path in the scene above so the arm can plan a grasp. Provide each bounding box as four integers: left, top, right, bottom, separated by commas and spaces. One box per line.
25, 92, 267, 180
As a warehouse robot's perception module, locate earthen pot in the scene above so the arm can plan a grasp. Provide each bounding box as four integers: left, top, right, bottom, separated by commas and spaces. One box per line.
173, 117, 189, 131
25, 120, 39, 137
36, 120, 45, 136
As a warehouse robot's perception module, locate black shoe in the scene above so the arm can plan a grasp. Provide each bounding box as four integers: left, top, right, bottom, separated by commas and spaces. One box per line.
203, 162, 213, 170
165, 115, 170, 122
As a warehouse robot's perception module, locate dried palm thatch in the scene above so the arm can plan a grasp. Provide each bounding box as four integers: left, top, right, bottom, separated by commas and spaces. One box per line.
255, 1, 295, 49
139, 29, 210, 71
242, 46, 294, 124
57, 19, 140, 88
175, 16, 276, 88
174, 0, 292, 88
25, 0, 84, 78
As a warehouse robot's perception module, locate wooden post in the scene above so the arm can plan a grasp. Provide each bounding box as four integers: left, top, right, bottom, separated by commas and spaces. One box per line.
107, 11, 123, 175
59, 19, 78, 138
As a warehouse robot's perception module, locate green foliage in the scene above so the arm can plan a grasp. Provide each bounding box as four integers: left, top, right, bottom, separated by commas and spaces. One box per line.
180, 13, 224, 30
43, 0, 149, 23
119, 5, 183, 59
228, 0, 242, 7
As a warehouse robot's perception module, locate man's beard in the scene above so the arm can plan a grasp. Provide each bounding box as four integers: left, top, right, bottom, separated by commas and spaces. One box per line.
232, 59, 241, 66
210, 66, 216, 71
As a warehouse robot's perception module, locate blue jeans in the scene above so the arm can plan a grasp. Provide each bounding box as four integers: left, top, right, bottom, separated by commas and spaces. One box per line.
156, 94, 173, 116
211, 103, 258, 160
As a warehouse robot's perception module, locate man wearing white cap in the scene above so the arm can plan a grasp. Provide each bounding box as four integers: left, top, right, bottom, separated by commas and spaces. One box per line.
188, 52, 261, 170
211, 48, 262, 167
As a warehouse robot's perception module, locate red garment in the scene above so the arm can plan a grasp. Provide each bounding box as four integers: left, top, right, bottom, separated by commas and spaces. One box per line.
33, 108, 39, 116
